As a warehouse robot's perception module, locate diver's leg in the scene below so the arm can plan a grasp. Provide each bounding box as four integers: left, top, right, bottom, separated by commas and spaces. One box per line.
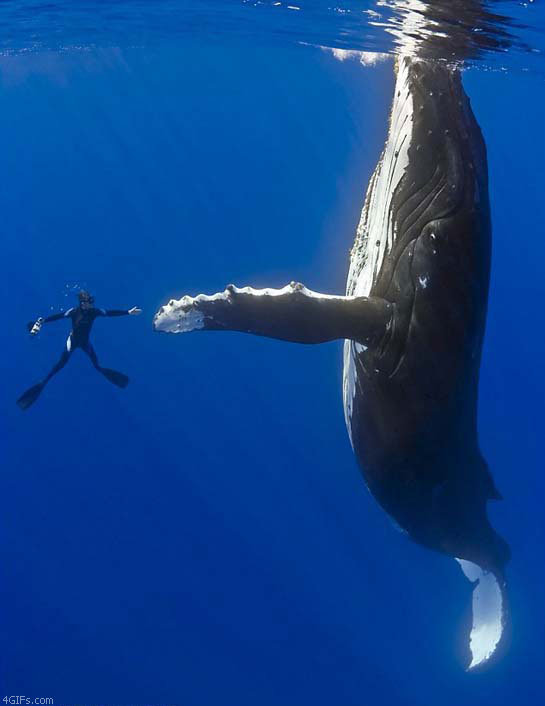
83, 342, 129, 388
83, 341, 101, 371
43, 350, 71, 383
17, 337, 73, 410
153, 282, 393, 346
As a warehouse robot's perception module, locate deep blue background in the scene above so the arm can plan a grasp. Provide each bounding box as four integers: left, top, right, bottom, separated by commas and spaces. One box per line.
1, 39, 544, 706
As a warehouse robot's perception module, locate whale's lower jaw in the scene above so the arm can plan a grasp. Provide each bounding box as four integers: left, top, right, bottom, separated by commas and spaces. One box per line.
346, 55, 415, 303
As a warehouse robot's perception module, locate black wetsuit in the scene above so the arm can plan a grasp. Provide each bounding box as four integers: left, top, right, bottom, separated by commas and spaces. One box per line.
17, 306, 131, 410
43, 305, 130, 379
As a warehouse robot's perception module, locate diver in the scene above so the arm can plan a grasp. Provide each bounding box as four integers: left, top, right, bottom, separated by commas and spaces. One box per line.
17, 290, 142, 410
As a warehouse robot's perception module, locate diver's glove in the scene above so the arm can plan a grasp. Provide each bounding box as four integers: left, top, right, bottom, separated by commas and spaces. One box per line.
128, 307, 142, 315
28, 317, 44, 335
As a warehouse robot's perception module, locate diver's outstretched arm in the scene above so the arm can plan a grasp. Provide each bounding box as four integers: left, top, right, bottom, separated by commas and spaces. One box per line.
43, 312, 68, 323
153, 282, 392, 346
27, 309, 72, 334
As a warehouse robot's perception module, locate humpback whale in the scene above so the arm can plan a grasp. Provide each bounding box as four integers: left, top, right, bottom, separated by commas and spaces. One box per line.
154, 54, 508, 669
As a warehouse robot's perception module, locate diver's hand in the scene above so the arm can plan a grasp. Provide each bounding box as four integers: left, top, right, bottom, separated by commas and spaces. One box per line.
128, 307, 142, 316
29, 317, 44, 335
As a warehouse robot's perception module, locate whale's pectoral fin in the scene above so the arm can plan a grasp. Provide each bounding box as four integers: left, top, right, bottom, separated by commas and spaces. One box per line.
153, 282, 393, 346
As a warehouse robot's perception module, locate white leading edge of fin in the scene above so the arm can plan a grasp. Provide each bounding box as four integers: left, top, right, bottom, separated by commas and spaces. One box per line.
153, 284, 357, 334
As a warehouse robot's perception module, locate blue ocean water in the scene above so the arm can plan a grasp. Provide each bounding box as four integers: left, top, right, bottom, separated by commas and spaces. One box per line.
1, 2, 544, 705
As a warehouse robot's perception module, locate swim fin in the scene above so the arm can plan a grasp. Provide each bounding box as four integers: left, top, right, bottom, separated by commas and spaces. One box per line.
100, 367, 129, 388
17, 382, 45, 410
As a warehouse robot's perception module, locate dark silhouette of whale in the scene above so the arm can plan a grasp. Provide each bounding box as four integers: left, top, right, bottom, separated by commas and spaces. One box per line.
154, 54, 508, 669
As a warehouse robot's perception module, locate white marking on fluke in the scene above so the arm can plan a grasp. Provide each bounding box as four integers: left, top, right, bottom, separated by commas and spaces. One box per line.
456, 559, 505, 669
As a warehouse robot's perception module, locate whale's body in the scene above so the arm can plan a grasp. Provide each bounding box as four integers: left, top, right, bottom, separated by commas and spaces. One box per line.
344, 57, 507, 573
154, 54, 509, 669
341, 58, 509, 668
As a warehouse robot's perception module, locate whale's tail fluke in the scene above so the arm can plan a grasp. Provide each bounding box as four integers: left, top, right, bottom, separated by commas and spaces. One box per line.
457, 559, 509, 670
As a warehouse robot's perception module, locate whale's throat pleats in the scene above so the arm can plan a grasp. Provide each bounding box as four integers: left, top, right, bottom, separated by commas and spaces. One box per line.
343, 57, 414, 436
348, 57, 415, 301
